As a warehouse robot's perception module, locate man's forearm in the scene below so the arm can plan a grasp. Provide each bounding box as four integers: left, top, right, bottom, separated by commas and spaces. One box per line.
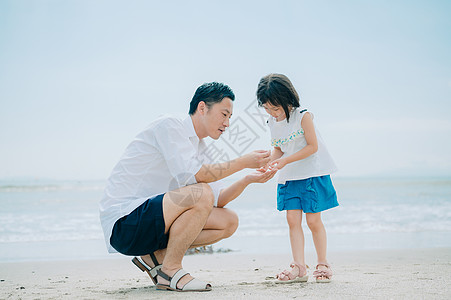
216, 177, 251, 208
195, 150, 271, 183
195, 158, 245, 183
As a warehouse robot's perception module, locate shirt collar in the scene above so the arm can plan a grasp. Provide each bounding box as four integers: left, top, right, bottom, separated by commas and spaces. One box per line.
183, 116, 198, 139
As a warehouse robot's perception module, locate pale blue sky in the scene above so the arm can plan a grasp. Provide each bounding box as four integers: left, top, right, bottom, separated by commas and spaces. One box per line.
1, 0, 450, 180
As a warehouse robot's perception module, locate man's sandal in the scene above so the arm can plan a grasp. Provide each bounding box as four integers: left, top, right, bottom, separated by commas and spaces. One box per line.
132, 253, 161, 285
156, 268, 212, 292
275, 262, 309, 283
313, 263, 332, 283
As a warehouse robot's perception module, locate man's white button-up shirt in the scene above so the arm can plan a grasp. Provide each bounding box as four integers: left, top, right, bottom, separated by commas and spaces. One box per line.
99, 115, 223, 253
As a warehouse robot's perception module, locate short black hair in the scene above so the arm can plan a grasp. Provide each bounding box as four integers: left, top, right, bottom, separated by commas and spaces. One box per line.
256, 74, 300, 123
189, 82, 235, 115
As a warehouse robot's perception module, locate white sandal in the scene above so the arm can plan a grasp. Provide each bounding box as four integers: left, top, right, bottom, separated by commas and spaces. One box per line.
156, 268, 212, 292
131, 254, 161, 285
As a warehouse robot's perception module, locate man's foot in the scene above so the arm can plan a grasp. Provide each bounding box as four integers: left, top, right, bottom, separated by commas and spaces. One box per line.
157, 267, 194, 289
132, 250, 166, 285
141, 249, 165, 268
156, 268, 212, 292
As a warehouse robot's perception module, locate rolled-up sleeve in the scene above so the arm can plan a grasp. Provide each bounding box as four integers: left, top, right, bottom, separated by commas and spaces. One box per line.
153, 120, 202, 188
208, 180, 225, 207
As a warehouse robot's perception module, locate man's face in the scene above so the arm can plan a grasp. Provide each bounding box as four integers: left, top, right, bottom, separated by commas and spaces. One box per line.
203, 97, 233, 140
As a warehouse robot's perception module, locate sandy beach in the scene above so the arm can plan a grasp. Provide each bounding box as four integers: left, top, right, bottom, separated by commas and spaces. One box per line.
1, 248, 450, 299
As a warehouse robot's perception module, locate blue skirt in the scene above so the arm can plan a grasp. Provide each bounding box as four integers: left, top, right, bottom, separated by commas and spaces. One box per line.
277, 175, 338, 213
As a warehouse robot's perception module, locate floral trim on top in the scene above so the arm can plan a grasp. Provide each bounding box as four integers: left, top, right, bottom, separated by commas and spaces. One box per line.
271, 128, 304, 147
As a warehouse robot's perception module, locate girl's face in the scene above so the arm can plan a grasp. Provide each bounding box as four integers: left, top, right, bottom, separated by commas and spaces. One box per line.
262, 103, 286, 121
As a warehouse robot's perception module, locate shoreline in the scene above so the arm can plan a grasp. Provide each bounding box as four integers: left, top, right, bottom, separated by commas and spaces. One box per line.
3, 230, 451, 263
1, 248, 450, 299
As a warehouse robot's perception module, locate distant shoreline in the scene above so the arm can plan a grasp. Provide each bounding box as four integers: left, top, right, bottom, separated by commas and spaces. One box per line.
2, 231, 451, 263
1, 175, 451, 185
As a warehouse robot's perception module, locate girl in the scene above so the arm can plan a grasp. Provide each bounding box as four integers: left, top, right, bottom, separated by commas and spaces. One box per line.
257, 73, 338, 283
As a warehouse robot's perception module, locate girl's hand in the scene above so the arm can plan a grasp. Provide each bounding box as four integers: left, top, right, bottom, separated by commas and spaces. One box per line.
240, 150, 271, 169
270, 158, 287, 170
245, 168, 277, 184
257, 165, 268, 172
257, 162, 274, 172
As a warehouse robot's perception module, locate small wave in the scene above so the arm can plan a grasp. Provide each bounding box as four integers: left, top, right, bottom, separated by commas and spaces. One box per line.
0, 180, 106, 192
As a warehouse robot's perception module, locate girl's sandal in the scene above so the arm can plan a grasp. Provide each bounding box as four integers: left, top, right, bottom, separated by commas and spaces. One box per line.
275, 262, 309, 284
313, 263, 332, 283
132, 253, 161, 285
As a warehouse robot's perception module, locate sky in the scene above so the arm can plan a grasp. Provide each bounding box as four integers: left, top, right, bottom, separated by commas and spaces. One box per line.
0, 0, 450, 181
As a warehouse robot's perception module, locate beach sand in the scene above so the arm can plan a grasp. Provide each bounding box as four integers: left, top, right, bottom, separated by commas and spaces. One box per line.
1, 248, 450, 299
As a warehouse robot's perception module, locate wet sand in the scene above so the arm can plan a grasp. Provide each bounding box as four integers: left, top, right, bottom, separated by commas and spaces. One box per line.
1, 248, 450, 299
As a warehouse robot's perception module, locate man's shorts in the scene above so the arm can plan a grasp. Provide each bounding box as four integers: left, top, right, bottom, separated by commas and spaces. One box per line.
110, 193, 169, 256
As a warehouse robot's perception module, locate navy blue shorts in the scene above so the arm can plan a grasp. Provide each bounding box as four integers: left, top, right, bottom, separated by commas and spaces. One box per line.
110, 194, 169, 256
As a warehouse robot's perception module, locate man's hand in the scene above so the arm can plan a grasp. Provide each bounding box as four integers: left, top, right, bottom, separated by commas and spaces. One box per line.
245, 168, 277, 184
196, 150, 271, 183
240, 150, 271, 169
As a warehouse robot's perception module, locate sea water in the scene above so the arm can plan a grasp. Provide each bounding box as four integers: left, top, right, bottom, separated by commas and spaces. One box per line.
0, 177, 450, 262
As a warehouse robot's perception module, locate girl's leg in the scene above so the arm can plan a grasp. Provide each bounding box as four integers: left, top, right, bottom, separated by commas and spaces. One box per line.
306, 212, 332, 280
306, 212, 327, 263
286, 209, 305, 266
276, 209, 306, 280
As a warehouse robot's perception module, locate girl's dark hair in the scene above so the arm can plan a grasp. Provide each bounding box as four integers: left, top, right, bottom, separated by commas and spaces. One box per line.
189, 82, 235, 115
256, 73, 300, 122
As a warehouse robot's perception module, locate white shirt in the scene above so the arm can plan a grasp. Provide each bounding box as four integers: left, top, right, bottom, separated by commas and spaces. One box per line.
268, 108, 337, 184
99, 115, 224, 253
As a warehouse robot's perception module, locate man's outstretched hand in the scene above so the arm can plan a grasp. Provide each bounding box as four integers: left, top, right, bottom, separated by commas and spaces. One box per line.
245, 167, 277, 184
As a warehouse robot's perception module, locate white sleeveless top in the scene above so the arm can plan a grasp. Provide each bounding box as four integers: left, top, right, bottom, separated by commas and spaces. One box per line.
268, 107, 337, 184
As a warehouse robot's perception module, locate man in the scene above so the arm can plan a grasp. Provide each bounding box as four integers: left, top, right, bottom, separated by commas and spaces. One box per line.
99, 82, 276, 292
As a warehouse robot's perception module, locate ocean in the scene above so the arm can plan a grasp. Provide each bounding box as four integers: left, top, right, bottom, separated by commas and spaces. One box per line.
1, 177, 450, 262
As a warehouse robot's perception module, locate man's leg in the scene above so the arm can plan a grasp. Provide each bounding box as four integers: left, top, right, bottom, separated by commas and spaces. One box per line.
158, 183, 214, 288
191, 207, 239, 247
141, 207, 238, 270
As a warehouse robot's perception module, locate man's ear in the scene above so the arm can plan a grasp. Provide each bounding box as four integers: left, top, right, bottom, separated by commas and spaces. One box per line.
198, 101, 207, 115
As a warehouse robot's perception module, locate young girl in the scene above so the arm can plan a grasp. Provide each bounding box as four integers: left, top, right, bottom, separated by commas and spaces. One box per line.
257, 73, 338, 283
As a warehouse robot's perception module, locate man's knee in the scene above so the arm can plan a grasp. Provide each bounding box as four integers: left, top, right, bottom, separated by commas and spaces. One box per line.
223, 209, 239, 238
195, 183, 214, 209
